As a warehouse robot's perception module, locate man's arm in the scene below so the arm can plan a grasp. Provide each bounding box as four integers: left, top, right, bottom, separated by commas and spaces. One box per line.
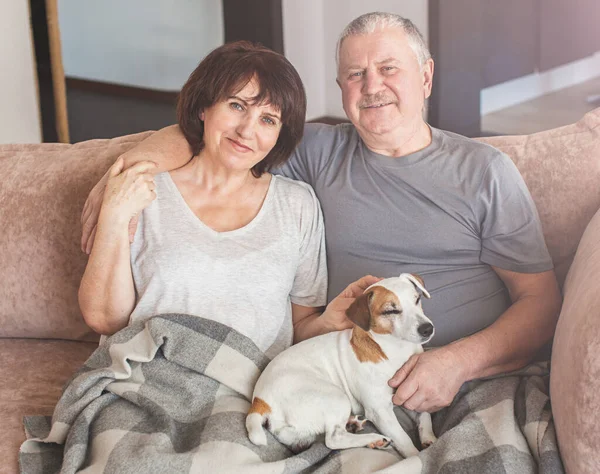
81, 125, 191, 253
389, 268, 561, 412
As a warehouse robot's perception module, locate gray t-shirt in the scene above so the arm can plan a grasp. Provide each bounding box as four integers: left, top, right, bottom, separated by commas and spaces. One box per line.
129, 172, 327, 357
277, 123, 552, 346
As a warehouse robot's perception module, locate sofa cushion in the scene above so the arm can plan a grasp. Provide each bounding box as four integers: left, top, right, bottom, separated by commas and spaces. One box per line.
0, 338, 96, 474
0, 132, 152, 340
477, 107, 600, 288
550, 205, 600, 474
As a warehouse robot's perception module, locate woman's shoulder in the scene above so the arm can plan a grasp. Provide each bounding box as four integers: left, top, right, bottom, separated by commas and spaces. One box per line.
271, 174, 319, 202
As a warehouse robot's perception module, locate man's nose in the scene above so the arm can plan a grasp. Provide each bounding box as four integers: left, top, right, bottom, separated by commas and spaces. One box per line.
361, 71, 385, 95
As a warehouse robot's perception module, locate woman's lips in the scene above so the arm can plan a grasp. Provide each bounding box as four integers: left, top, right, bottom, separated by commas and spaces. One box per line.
227, 138, 253, 152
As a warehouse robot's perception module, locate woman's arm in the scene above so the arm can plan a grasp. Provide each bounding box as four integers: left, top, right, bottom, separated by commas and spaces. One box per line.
78, 158, 157, 335
81, 125, 191, 253
292, 275, 381, 343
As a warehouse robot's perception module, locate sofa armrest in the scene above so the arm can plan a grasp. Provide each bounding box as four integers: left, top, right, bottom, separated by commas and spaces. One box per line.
550, 206, 600, 474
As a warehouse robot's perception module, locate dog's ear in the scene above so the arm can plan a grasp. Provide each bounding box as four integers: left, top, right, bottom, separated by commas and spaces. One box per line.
346, 289, 374, 331
402, 273, 431, 299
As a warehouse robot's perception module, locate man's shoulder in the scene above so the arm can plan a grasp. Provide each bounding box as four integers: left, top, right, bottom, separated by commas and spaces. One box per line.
302, 122, 356, 146
433, 127, 509, 171
435, 127, 504, 157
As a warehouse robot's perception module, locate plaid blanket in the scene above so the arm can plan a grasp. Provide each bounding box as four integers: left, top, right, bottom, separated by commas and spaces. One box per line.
20, 314, 564, 473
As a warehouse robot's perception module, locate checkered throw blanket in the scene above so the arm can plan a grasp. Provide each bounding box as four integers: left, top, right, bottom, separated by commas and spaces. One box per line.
20, 314, 564, 473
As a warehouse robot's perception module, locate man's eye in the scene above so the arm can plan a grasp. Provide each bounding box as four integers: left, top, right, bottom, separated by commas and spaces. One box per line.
349, 71, 363, 78
230, 102, 244, 111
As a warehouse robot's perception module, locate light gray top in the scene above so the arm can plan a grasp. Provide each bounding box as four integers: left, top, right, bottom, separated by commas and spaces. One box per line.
277, 123, 553, 346
129, 172, 327, 356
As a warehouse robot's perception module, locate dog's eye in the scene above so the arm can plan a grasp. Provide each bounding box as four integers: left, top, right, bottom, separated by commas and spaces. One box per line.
381, 306, 401, 316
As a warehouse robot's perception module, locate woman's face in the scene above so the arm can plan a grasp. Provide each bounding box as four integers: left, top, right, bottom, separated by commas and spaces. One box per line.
201, 80, 282, 172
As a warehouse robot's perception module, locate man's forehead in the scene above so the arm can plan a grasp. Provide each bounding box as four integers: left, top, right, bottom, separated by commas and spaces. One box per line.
338, 28, 415, 68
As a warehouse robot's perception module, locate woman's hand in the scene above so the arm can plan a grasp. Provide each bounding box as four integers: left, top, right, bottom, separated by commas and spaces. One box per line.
97, 157, 157, 235
321, 275, 383, 331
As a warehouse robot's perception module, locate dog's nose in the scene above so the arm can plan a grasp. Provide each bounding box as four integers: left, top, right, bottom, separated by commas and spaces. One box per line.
417, 323, 434, 338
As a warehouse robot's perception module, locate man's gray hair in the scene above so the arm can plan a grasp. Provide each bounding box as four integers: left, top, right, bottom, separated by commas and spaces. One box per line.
336, 12, 432, 69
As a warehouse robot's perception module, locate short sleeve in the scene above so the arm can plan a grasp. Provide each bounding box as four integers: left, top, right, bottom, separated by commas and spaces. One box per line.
477, 154, 553, 273
273, 123, 335, 186
289, 183, 328, 307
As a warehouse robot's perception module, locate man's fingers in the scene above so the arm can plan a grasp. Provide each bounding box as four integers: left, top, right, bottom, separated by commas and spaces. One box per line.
85, 225, 97, 255
81, 199, 90, 225
109, 156, 125, 177
403, 392, 427, 412
128, 215, 139, 243
388, 355, 418, 388
127, 160, 158, 176
392, 375, 418, 406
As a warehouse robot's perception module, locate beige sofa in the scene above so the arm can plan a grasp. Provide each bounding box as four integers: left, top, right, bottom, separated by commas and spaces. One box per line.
1, 109, 599, 474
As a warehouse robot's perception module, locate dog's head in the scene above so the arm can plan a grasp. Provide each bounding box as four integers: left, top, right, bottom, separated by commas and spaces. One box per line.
346, 273, 434, 344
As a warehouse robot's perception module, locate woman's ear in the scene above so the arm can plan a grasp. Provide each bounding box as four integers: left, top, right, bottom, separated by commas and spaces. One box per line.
345, 290, 374, 331
200, 110, 205, 121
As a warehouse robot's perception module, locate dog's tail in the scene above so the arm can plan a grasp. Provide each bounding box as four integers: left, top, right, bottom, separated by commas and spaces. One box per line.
246, 397, 271, 446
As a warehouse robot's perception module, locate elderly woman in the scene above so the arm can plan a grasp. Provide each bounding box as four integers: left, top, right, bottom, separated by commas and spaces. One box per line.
78, 41, 374, 355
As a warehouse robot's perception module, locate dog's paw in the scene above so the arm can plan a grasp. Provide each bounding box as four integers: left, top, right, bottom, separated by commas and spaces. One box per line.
368, 438, 393, 450
346, 415, 368, 433
420, 434, 437, 449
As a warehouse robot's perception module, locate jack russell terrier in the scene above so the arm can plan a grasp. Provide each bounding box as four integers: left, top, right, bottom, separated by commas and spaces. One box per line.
246, 273, 437, 458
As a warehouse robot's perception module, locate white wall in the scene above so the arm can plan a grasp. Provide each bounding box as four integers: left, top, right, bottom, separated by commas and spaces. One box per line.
0, 0, 42, 144
282, 0, 326, 120
58, 0, 223, 91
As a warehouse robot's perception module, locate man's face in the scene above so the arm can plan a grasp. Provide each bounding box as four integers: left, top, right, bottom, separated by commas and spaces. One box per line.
337, 27, 434, 141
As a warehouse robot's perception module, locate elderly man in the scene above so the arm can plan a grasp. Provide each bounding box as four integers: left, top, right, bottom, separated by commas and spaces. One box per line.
81, 12, 561, 415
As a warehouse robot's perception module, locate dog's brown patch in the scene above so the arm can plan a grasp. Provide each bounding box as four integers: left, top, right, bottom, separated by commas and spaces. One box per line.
249, 397, 272, 416
350, 327, 388, 363
369, 287, 400, 335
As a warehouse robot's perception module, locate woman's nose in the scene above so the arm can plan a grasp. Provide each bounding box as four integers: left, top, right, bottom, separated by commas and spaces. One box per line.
236, 116, 256, 139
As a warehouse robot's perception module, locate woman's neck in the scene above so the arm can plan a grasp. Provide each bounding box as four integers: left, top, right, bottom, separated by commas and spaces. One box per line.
181, 152, 258, 197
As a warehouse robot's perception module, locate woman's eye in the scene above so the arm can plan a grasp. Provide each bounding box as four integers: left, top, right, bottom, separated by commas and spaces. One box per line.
230, 102, 244, 111
262, 117, 277, 126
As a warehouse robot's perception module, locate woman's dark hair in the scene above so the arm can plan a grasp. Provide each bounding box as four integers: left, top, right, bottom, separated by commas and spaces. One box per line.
177, 41, 307, 177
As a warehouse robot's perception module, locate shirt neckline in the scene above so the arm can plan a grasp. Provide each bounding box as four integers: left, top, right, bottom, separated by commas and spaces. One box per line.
161, 171, 276, 237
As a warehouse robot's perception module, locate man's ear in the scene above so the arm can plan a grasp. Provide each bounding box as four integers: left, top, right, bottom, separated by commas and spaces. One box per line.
346, 290, 373, 331
422, 58, 434, 99
336, 77, 342, 90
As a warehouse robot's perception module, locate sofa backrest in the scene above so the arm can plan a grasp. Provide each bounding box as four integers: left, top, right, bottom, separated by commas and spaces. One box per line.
1, 109, 599, 341
477, 107, 600, 288
0, 132, 153, 341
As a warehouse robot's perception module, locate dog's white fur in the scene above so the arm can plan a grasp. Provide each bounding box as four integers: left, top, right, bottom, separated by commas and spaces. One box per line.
246, 273, 437, 457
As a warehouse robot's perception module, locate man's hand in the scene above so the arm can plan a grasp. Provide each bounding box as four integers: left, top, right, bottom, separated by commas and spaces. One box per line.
388, 346, 468, 413
320, 275, 382, 331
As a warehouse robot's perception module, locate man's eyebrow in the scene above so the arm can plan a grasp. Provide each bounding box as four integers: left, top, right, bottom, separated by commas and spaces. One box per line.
375, 57, 400, 65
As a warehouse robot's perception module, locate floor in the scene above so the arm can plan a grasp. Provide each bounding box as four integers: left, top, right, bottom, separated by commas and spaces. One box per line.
481, 77, 600, 136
